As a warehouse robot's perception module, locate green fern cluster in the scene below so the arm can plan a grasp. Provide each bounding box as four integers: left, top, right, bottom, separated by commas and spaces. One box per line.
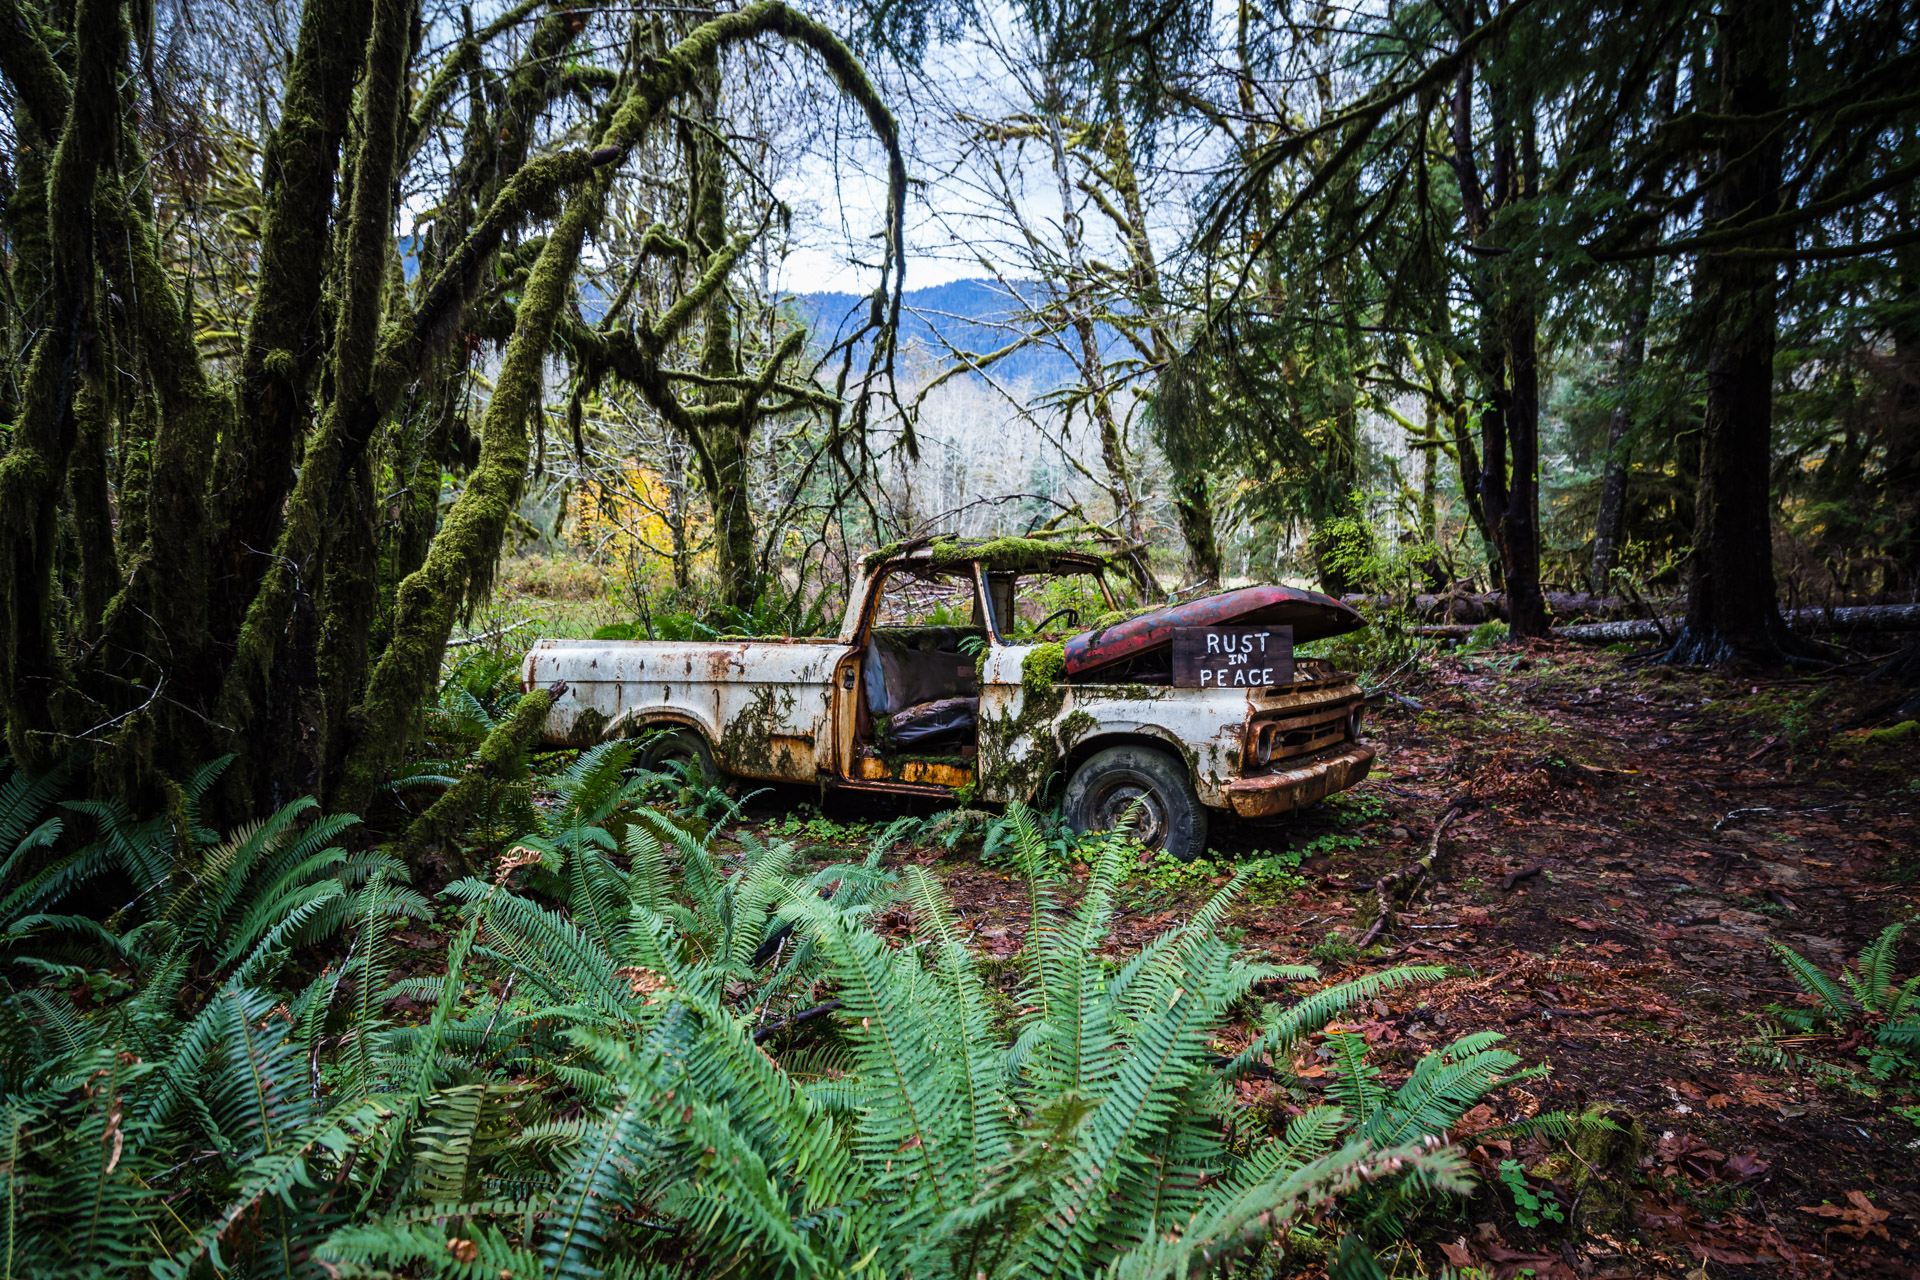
1758, 923, 1920, 1083
1, 753, 1568, 1279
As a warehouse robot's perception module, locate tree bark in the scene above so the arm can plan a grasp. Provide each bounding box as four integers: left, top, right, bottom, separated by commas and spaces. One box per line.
691, 66, 760, 619
1666, 0, 1804, 667
0, 0, 118, 767
1499, 284, 1549, 637
207, 0, 376, 651
1589, 262, 1650, 588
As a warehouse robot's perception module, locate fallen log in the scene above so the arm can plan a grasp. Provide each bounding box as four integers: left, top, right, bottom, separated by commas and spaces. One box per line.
1556, 604, 1920, 643
1408, 603, 1920, 644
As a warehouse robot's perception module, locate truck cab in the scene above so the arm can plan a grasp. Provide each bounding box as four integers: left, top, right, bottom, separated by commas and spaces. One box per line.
521, 537, 1374, 859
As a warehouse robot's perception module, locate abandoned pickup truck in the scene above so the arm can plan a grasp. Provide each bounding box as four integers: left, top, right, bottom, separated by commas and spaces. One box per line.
521, 538, 1374, 859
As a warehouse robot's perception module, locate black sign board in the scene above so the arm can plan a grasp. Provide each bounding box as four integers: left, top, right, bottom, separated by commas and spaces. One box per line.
1172, 625, 1294, 690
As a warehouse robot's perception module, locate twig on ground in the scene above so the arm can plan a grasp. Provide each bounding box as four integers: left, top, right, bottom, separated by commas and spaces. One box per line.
1356, 798, 1472, 948
751, 999, 842, 1044
1500, 865, 1544, 892
447, 618, 538, 649
1712, 802, 1855, 834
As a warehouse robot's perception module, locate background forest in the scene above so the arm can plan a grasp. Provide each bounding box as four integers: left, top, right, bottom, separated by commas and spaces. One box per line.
2, 0, 1918, 1276
2, 0, 1918, 802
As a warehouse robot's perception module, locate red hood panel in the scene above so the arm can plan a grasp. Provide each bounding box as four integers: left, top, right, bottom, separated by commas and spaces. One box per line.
1063, 585, 1365, 676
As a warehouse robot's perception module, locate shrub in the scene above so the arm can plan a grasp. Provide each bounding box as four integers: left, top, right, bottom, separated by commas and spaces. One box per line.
0, 760, 1570, 1278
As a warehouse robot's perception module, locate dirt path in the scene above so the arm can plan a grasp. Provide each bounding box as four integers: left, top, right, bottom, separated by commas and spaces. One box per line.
747, 645, 1920, 1278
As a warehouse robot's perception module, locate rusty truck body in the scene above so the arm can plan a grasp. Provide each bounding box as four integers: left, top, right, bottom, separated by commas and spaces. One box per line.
521, 538, 1374, 859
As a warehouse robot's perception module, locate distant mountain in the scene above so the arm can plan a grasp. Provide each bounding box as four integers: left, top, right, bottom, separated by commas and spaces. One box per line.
791, 278, 1083, 389
398, 239, 1091, 391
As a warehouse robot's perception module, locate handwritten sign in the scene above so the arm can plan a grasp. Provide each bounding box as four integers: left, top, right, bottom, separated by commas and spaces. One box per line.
1171, 625, 1294, 689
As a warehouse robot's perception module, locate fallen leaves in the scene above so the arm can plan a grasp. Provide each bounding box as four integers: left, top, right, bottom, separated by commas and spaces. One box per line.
1801, 1191, 1892, 1241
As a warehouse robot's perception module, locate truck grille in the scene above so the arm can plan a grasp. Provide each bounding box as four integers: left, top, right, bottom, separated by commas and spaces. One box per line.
1246, 701, 1355, 768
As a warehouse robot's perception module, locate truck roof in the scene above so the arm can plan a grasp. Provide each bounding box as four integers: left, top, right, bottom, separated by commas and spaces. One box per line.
864, 535, 1115, 576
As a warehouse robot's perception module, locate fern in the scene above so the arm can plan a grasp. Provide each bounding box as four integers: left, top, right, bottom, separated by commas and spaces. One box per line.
1764, 923, 1919, 1081
0, 760, 1543, 1280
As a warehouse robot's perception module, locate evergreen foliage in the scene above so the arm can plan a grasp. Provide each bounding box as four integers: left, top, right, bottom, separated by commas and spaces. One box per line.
0, 757, 1578, 1278
1757, 923, 1920, 1083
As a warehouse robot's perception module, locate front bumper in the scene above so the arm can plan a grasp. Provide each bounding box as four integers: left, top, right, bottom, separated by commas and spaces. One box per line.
1224, 743, 1376, 818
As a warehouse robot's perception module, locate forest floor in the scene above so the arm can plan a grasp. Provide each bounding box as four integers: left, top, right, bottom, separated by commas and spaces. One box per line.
719, 643, 1920, 1280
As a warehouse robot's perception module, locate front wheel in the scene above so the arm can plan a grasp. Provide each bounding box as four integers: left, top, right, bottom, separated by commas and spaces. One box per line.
1062, 745, 1208, 862
638, 726, 720, 789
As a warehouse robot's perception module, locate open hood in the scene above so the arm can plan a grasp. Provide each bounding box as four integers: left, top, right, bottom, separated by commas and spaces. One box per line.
1063, 585, 1365, 677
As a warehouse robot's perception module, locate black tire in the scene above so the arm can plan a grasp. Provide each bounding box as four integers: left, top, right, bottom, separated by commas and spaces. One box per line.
638, 726, 720, 788
1062, 744, 1208, 861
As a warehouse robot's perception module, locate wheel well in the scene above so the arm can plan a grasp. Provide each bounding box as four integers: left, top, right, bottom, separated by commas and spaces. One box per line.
612, 712, 710, 747
1054, 731, 1188, 799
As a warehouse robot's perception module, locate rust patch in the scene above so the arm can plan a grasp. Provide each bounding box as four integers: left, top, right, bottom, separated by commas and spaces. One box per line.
1225, 744, 1375, 817
854, 756, 973, 787
1064, 585, 1364, 677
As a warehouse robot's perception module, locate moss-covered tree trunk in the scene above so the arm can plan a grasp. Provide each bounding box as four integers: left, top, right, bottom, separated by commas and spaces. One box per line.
0, 0, 119, 768
1667, 0, 1807, 667
691, 67, 761, 618
339, 183, 605, 812
207, 0, 376, 652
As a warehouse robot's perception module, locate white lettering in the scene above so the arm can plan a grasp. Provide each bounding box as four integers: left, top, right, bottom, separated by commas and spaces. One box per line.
1257, 632, 1268, 652
1206, 633, 1220, 654
1199, 668, 1212, 685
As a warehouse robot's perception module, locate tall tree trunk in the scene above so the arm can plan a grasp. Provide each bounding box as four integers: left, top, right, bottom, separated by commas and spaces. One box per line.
0, 0, 118, 768
1590, 260, 1651, 588
207, 0, 375, 651
1500, 286, 1549, 636
1667, 0, 1802, 667
692, 67, 759, 618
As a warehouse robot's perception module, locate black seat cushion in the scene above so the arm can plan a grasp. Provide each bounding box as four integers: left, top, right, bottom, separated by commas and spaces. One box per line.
885, 696, 978, 747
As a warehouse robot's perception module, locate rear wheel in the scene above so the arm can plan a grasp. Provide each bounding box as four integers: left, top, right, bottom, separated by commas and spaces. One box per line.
638, 726, 720, 788
1062, 744, 1208, 862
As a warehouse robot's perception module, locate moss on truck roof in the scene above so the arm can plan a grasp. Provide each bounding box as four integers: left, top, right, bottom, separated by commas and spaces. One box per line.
862, 535, 1116, 575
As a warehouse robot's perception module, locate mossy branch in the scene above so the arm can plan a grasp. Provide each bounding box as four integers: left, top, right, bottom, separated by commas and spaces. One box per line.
649, 232, 754, 345
0, 0, 71, 138
338, 183, 604, 811
403, 0, 546, 160
399, 687, 554, 873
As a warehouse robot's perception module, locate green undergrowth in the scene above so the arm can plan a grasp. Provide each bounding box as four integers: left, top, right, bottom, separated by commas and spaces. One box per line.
0, 734, 1615, 1278
1746, 923, 1919, 1106
1131, 846, 1308, 903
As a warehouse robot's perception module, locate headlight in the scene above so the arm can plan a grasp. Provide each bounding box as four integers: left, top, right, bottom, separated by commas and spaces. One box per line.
1348, 704, 1365, 740
1251, 721, 1276, 765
